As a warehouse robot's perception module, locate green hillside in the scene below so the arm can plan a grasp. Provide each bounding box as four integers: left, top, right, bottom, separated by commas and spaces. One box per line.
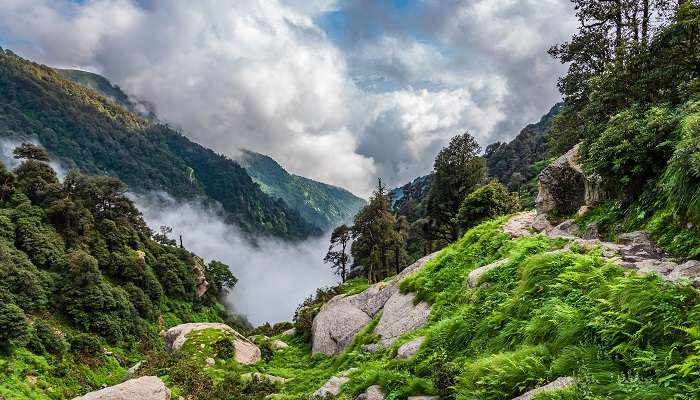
0, 49, 317, 239
238, 150, 365, 230
0, 150, 237, 399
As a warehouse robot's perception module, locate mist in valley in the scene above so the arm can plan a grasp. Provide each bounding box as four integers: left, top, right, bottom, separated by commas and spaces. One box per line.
134, 194, 340, 326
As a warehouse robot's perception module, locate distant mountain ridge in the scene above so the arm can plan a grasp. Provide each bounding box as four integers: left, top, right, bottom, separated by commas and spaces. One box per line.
0, 48, 317, 239
238, 150, 365, 230
55, 68, 365, 231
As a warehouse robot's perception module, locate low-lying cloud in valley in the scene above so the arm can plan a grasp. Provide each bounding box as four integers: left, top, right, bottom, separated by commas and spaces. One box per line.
134, 194, 339, 325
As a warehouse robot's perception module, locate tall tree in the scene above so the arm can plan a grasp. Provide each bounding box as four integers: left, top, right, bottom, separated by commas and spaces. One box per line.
426, 133, 487, 243
351, 179, 398, 283
323, 224, 352, 283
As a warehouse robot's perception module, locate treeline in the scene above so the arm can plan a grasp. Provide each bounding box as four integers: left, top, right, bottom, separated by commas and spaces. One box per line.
325, 134, 520, 283
547, 0, 700, 255
0, 143, 236, 396
0, 49, 318, 240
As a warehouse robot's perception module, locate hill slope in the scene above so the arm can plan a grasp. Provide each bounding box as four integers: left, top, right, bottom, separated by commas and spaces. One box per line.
56, 68, 364, 231
238, 150, 365, 230
0, 49, 317, 239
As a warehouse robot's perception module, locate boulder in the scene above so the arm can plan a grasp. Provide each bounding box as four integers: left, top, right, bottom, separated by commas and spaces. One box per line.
191, 256, 209, 299
271, 339, 289, 350
396, 336, 425, 359
407, 396, 439, 400
73, 376, 170, 400
313, 369, 357, 398
468, 259, 509, 288
282, 328, 297, 336
617, 231, 666, 258
667, 260, 700, 287
582, 222, 601, 240
374, 291, 431, 346
164, 323, 261, 365
502, 211, 537, 237
312, 253, 438, 355
356, 385, 384, 400
536, 144, 603, 216
241, 372, 288, 385
548, 220, 580, 238
511, 376, 575, 400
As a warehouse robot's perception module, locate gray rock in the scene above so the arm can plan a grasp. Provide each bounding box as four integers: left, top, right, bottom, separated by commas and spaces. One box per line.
124, 360, 143, 379
205, 357, 215, 366
191, 256, 209, 299
502, 211, 537, 237
536, 145, 586, 215
468, 259, 508, 288
164, 323, 261, 365
73, 376, 170, 400
406, 396, 439, 400
396, 336, 425, 359
617, 231, 666, 258
356, 385, 384, 400
532, 213, 553, 233
361, 343, 381, 353
511, 376, 575, 400
549, 219, 580, 238
271, 339, 289, 350
313, 370, 357, 398
582, 222, 601, 240
374, 291, 431, 346
241, 372, 288, 385
312, 253, 439, 355
282, 328, 297, 336
667, 260, 700, 287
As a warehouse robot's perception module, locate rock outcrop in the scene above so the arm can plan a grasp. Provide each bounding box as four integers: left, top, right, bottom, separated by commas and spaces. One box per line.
468, 259, 509, 288
356, 385, 385, 400
312, 253, 438, 355
511, 376, 575, 400
396, 336, 425, 359
241, 372, 289, 385
536, 144, 604, 216
313, 369, 357, 398
191, 256, 209, 299
164, 323, 261, 365
73, 376, 170, 400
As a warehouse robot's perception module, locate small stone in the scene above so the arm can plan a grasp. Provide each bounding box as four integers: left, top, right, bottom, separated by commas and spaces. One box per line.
241, 372, 288, 385
396, 337, 425, 359
313, 376, 350, 397
407, 396, 440, 400
512, 376, 575, 400
271, 339, 288, 350
205, 357, 215, 366
532, 213, 553, 232
356, 385, 384, 400
361, 343, 380, 353
26, 375, 37, 386
125, 361, 143, 379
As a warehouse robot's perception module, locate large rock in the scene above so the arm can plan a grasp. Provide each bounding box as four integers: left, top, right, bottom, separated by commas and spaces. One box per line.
73, 376, 170, 400
396, 336, 425, 359
164, 323, 261, 365
356, 385, 384, 400
374, 291, 431, 346
537, 144, 603, 216
502, 211, 537, 237
468, 259, 509, 288
511, 376, 575, 400
312, 253, 438, 355
548, 219, 580, 238
241, 372, 288, 385
191, 256, 209, 299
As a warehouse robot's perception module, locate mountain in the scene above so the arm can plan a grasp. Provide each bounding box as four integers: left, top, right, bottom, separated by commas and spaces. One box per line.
484, 103, 561, 205
388, 174, 432, 222
0, 49, 318, 239
55, 66, 364, 231
238, 150, 365, 230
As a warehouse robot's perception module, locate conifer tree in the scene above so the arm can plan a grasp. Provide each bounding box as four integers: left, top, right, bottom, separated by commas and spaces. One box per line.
323, 224, 351, 283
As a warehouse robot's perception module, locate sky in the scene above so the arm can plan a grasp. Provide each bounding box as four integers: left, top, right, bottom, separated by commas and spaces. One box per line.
0, 0, 577, 196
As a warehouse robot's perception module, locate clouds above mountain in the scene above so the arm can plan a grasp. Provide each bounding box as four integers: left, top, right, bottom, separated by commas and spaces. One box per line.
0, 0, 576, 195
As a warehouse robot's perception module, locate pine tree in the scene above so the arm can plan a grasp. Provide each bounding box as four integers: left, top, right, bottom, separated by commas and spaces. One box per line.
323, 224, 351, 283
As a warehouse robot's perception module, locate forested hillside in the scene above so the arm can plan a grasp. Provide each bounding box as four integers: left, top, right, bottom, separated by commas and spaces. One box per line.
238, 150, 365, 230
0, 49, 317, 239
0, 144, 238, 398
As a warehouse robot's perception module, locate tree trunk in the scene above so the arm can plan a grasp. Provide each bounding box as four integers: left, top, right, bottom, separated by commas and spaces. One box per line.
642, 0, 649, 42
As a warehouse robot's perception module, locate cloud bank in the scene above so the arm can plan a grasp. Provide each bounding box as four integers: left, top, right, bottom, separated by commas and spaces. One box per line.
135, 194, 339, 325
0, 0, 576, 194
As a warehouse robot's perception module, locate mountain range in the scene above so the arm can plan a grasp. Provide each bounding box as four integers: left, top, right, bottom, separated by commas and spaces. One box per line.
0, 49, 363, 239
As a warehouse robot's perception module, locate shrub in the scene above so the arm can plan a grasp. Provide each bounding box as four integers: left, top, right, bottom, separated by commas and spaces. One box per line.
28, 320, 67, 356
212, 337, 236, 359
455, 181, 520, 233
68, 333, 102, 357
0, 300, 29, 350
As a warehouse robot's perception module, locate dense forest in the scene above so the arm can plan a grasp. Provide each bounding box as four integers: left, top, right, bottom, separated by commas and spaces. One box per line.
0, 50, 318, 239
0, 144, 238, 398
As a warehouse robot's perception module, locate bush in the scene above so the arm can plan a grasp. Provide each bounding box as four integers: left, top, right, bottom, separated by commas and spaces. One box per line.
455, 181, 520, 234
0, 300, 29, 350
28, 320, 67, 356
212, 337, 236, 359
68, 333, 102, 357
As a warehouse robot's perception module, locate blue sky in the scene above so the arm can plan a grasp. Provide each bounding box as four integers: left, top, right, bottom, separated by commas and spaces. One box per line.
0, 0, 576, 195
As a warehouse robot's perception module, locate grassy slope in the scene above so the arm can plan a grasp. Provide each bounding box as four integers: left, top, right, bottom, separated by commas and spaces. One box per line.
243, 216, 700, 400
